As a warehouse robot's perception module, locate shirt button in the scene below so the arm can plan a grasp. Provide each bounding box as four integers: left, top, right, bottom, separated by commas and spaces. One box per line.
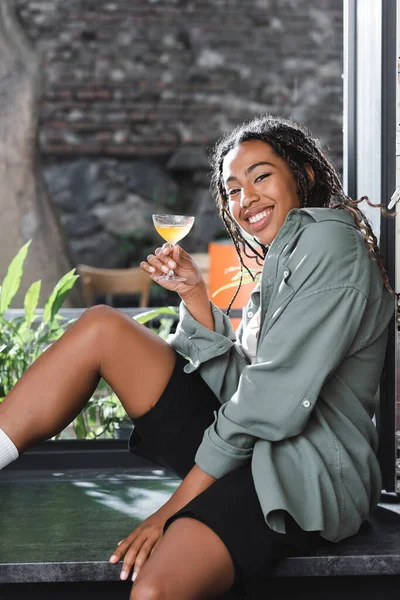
283, 269, 289, 278
247, 311, 254, 318
302, 400, 311, 408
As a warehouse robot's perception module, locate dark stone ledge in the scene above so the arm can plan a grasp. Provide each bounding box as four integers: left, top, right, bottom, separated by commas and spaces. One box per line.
1, 468, 400, 584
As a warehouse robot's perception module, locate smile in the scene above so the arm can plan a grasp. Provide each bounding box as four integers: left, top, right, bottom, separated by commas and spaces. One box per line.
248, 208, 273, 224
247, 208, 274, 232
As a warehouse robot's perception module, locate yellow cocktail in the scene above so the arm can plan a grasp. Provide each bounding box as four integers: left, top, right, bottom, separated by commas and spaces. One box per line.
152, 214, 195, 281
154, 224, 193, 245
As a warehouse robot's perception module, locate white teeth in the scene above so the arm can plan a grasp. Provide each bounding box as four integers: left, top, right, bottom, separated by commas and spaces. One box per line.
248, 208, 272, 224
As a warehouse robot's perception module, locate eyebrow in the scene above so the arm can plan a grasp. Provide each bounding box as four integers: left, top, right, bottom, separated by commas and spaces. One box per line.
225, 161, 275, 184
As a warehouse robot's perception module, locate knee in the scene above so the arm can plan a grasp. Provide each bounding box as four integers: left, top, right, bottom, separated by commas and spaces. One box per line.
130, 578, 167, 600
82, 304, 117, 321
79, 304, 122, 335
74, 305, 121, 350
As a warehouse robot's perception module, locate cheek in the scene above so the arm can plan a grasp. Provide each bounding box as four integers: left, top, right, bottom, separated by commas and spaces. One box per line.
228, 200, 238, 218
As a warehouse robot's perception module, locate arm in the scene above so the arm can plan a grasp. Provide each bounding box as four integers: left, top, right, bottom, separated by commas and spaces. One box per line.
158, 464, 216, 518
170, 299, 249, 402
195, 284, 367, 478
110, 463, 216, 581
180, 281, 215, 331
141, 240, 250, 404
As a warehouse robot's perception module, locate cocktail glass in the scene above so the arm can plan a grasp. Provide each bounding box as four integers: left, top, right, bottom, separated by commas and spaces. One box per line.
152, 214, 195, 281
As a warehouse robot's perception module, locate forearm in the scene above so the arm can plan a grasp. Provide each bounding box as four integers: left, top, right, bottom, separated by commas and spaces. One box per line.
158, 464, 216, 519
180, 282, 215, 331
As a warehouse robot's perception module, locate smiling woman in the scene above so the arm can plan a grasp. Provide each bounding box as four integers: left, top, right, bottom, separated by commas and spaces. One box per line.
211, 114, 393, 314
0, 114, 395, 600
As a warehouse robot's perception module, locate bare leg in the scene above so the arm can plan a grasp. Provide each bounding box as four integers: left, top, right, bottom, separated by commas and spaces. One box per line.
130, 517, 236, 600
0, 305, 176, 454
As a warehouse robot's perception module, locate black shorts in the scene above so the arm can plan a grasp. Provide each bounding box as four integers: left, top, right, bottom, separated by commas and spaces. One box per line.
128, 352, 326, 598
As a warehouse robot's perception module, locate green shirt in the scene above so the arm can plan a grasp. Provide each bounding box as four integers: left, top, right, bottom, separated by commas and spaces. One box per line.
170, 207, 394, 542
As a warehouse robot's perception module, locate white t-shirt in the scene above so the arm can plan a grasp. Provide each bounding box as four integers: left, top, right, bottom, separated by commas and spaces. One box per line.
241, 306, 261, 364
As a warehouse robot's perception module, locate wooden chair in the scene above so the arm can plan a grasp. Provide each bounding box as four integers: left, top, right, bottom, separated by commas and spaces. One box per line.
76, 265, 152, 308
191, 253, 210, 291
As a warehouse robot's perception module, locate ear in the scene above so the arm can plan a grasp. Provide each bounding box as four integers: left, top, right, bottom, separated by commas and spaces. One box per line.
305, 163, 315, 188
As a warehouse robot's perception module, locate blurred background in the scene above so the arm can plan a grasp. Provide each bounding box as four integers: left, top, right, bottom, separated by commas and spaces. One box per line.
0, 0, 343, 308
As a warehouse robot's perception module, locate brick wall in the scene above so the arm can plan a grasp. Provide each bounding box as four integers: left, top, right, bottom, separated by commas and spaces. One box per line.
13, 0, 344, 280
16, 0, 344, 166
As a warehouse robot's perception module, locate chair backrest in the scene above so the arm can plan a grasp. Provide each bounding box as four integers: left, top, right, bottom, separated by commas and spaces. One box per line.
76, 265, 152, 308
191, 253, 210, 291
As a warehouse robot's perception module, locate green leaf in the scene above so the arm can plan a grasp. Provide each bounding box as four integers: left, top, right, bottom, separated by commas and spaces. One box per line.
24, 280, 41, 327
15, 321, 30, 344
211, 276, 258, 298
42, 270, 79, 325
73, 413, 87, 439
156, 317, 175, 340
0, 241, 32, 315
134, 306, 178, 325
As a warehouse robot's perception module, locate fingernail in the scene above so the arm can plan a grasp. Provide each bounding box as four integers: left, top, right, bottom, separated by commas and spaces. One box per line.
161, 265, 169, 272
109, 555, 117, 563
132, 572, 138, 582
168, 261, 175, 268
149, 266, 155, 272
120, 570, 127, 580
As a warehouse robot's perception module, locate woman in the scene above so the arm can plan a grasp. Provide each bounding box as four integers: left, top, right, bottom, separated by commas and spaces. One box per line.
0, 115, 394, 599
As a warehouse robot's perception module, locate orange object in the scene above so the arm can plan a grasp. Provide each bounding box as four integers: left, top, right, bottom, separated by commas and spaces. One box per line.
208, 242, 261, 330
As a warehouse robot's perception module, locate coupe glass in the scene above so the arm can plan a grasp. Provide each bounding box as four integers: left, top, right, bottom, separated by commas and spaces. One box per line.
152, 214, 195, 281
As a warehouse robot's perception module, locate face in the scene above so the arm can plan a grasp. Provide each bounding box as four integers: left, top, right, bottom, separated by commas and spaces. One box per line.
222, 140, 310, 246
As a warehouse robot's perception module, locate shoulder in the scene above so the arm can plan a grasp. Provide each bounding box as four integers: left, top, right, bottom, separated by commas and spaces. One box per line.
284, 208, 370, 292
296, 208, 360, 250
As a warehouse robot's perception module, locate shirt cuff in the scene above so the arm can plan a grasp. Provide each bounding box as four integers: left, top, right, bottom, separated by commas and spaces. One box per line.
194, 417, 253, 478
169, 301, 236, 373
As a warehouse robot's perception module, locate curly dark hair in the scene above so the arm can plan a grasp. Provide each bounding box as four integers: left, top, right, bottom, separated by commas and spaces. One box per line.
209, 114, 393, 314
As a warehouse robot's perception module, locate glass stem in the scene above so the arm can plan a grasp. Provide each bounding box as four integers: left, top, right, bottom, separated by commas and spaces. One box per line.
167, 243, 175, 279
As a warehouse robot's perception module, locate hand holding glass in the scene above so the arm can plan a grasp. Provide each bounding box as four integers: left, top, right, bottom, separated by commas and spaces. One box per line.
152, 214, 195, 281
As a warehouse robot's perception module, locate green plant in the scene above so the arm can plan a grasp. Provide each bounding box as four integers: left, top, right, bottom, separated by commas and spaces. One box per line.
0, 241, 79, 397
0, 242, 179, 440
134, 306, 178, 340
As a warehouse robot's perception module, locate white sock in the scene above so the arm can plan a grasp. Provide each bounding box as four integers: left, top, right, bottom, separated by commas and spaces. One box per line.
0, 428, 19, 469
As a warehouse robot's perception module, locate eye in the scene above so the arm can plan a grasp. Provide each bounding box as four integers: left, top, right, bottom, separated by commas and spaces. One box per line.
255, 173, 271, 183
227, 188, 240, 196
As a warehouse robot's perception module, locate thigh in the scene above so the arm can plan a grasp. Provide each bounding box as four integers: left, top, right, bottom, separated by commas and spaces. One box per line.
83, 305, 176, 419
130, 516, 236, 600
163, 465, 325, 598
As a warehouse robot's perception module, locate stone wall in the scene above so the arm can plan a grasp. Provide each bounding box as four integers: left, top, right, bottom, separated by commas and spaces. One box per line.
14, 0, 344, 271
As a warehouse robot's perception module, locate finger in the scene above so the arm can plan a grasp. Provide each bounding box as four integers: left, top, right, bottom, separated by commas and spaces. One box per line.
171, 244, 181, 261
172, 244, 191, 264
140, 261, 157, 276
149, 537, 162, 557
156, 247, 177, 270
120, 537, 146, 581
109, 533, 138, 563
147, 253, 175, 274
134, 538, 159, 576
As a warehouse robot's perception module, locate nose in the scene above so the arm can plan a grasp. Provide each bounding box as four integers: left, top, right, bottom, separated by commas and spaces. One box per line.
240, 184, 259, 208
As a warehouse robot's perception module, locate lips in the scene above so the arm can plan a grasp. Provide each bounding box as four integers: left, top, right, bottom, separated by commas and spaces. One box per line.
245, 207, 274, 232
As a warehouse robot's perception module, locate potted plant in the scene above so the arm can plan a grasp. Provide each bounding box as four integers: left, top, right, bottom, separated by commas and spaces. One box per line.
0, 241, 179, 442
